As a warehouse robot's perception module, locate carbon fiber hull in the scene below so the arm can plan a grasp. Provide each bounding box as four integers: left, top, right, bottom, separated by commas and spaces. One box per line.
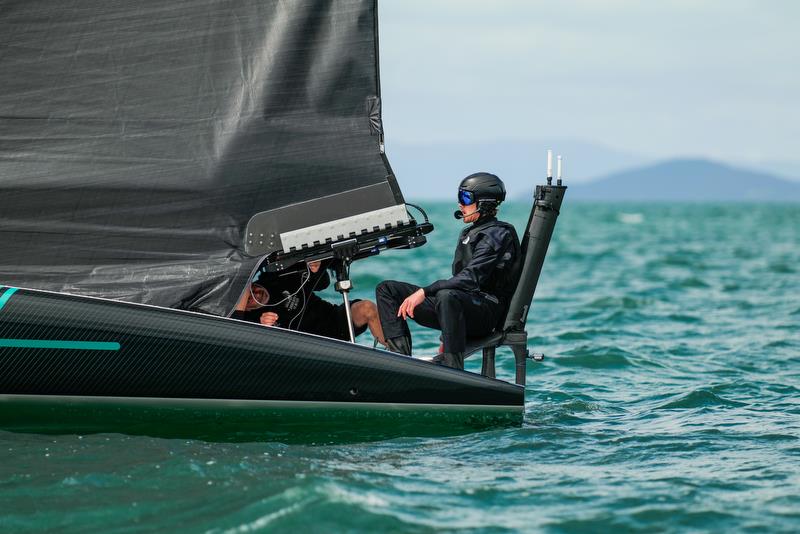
0, 286, 523, 438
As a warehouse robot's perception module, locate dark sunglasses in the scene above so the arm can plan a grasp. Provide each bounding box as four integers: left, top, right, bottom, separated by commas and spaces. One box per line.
458, 189, 476, 206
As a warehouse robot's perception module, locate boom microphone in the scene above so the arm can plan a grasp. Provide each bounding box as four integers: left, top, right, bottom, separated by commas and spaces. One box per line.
453, 210, 464, 219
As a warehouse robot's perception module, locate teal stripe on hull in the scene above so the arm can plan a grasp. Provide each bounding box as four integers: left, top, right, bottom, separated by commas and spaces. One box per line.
0, 287, 18, 311
0, 339, 120, 351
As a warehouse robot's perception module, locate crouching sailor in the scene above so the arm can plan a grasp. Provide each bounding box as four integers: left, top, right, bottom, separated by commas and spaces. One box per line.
376, 173, 520, 369
234, 260, 386, 346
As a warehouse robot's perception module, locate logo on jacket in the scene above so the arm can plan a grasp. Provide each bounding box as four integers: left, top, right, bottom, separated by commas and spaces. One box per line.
282, 290, 300, 312
462, 236, 470, 245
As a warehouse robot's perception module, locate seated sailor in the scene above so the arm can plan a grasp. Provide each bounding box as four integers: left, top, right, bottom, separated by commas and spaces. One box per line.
236, 260, 385, 345
376, 173, 520, 369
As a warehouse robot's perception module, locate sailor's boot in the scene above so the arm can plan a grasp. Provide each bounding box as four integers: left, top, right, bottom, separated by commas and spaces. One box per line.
431, 352, 464, 370
385, 335, 412, 356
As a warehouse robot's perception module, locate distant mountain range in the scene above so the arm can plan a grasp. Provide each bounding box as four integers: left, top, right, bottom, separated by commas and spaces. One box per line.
390, 140, 800, 201
388, 139, 645, 199
567, 159, 800, 201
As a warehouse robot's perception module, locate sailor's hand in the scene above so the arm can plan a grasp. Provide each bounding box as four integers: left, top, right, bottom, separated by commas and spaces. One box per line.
398, 289, 425, 320
259, 312, 279, 326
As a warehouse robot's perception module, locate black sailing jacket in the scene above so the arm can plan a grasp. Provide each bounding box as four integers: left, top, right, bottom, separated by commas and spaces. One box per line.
423, 216, 521, 305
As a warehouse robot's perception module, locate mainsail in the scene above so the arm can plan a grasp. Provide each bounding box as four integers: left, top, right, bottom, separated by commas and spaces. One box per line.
0, 0, 409, 316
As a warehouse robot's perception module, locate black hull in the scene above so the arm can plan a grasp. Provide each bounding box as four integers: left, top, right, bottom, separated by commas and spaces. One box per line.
0, 286, 523, 438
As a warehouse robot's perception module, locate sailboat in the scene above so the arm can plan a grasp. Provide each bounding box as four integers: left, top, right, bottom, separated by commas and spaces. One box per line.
0, 0, 565, 438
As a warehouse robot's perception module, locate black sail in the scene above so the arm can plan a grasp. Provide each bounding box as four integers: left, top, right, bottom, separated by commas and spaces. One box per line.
0, 0, 406, 316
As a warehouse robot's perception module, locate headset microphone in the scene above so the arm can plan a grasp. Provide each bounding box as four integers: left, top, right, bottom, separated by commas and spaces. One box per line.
453, 210, 464, 220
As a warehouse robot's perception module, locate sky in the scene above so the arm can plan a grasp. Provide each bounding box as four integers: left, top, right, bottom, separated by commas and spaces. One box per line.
378, 1, 800, 181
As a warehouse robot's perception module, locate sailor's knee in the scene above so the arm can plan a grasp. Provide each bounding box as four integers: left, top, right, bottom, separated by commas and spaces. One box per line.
352, 299, 378, 321
375, 280, 394, 298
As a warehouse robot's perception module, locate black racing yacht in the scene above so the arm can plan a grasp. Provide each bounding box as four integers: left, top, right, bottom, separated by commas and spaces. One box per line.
0, 0, 566, 439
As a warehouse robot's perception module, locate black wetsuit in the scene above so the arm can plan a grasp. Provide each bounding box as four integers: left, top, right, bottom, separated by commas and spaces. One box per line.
234, 261, 366, 341
376, 216, 520, 354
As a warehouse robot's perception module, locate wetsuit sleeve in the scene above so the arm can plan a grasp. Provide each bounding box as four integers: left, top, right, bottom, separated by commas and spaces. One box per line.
423, 230, 510, 295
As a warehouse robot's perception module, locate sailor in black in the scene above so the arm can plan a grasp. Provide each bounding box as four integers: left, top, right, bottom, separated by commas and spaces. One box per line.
376, 173, 520, 369
234, 260, 385, 344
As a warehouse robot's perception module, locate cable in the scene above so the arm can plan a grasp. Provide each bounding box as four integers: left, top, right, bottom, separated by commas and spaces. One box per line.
405, 202, 429, 223
287, 263, 328, 330
250, 262, 312, 308
287, 286, 306, 330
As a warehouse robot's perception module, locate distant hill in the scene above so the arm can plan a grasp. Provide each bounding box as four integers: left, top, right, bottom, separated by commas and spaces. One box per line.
387, 139, 645, 199
568, 159, 800, 201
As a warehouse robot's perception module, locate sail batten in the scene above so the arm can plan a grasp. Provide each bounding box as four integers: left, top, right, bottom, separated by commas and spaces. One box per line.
0, 0, 404, 316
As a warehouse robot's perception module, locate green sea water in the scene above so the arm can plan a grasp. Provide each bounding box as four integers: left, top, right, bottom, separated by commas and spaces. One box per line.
1, 202, 799, 532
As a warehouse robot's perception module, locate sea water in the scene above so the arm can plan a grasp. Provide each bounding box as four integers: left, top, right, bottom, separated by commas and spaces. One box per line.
1, 202, 798, 532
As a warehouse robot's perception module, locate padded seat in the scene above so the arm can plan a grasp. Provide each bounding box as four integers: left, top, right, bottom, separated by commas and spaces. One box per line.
465, 331, 503, 357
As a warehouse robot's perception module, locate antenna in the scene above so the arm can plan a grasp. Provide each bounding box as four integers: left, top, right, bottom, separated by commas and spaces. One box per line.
546, 149, 553, 185
557, 155, 563, 186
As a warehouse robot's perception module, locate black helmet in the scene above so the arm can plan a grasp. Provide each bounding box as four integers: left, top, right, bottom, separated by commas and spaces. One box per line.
457, 172, 506, 206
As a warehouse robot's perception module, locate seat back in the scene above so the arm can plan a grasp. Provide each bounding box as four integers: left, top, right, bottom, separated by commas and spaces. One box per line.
464, 182, 566, 386
502, 184, 566, 332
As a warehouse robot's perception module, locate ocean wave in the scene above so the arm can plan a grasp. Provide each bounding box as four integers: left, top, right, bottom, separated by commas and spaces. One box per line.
4, 203, 800, 532
585, 296, 648, 310
677, 277, 711, 288
556, 345, 636, 369
656, 388, 747, 410
768, 262, 795, 274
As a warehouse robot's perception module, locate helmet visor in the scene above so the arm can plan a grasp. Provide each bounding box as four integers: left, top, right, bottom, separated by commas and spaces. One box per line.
458, 189, 476, 206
